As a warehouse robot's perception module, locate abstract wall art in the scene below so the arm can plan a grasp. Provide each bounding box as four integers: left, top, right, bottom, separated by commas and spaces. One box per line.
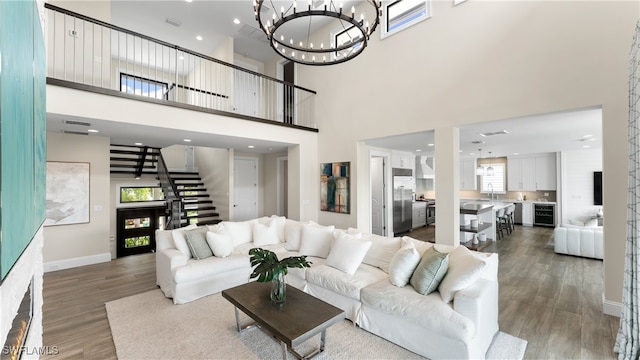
320, 162, 350, 214
45, 162, 90, 226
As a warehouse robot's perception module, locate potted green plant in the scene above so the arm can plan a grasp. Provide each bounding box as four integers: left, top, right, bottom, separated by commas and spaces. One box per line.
249, 248, 312, 304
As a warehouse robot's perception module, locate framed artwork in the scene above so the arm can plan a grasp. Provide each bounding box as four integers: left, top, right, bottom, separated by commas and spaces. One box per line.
45, 161, 90, 226
320, 162, 350, 214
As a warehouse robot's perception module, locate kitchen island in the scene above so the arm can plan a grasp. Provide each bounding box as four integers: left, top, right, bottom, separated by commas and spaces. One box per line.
460, 201, 513, 248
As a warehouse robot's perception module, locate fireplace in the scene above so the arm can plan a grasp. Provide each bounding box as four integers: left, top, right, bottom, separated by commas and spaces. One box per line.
1, 278, 33, 360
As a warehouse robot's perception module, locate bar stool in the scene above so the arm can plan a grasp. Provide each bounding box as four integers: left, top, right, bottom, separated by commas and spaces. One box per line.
495, 207, 505, 240
502, 204, 515, 234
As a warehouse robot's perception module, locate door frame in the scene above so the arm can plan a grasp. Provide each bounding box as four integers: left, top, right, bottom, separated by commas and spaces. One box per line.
277, 156, 288, 217
369, 150, 392, 236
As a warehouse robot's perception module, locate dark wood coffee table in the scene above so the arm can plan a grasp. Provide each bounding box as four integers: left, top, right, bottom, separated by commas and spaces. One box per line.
221, 281, 345, 359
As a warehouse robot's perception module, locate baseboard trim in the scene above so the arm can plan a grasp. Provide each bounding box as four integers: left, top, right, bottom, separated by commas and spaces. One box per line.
44, 252, 111, 272
603, 294, 622, 317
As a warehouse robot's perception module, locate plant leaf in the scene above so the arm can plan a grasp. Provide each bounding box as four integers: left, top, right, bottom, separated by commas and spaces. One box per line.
248, 248, 312, 282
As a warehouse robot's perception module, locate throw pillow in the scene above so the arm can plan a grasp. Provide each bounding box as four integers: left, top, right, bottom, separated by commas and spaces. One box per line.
438, 246, 488, 303
221, 220, 253, 247
585, 218, 598, 227
253, 219, 280, 246
298, 222, 336, 258
171, 224, 198, 258
269, 215, 287, 242
206, 226, 234, 258
361, 234, 401, 273
325, 233, 372, 275
388, 242, 421, 287
185, 227, 213, 260
410, 247, 449, 295
284, 220, 305, 251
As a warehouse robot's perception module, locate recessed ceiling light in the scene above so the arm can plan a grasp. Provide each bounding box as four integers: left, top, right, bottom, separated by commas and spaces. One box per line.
196, 35, 203, 41
233, 18, 240, 25
513, 152, 519, 155
184, 139, 191, 142
87, 129, 99, 133
185, 0, 192, 3
583, 145, 591, 148
134, 142, 143, 146
248, 145, 255, 149
416, 149, 422, 152
427, 143, 434, 147
583, 134, 593, 138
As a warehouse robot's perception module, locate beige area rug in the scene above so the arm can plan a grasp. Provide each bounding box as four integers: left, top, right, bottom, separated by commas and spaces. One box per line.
106, 289, 527, 360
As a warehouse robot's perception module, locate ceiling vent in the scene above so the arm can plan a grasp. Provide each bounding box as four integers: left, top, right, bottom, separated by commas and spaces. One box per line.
238, 24, 268, 43
479, 130, 509, 137
62, 130, 88, 135
471, 140, 485, 144
166, 18, 182, 27
63, 119, 91, 127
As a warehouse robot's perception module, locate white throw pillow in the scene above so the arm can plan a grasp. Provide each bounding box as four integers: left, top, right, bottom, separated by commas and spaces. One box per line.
401, 236, 433, 256
285, 220, 305, 251
361, 234, 402, 273
206, 227, 234, 258
221, 220, 253, 247
253, 219, 280, 247
326, 233, 372, 275
298, 222, 335, 258
388, 242, 421, 287
584, 218, 598, 227
268, 215, 287, 242
569, 219, 585, 226
171, 224, 198, 258
438, 246, 488, 303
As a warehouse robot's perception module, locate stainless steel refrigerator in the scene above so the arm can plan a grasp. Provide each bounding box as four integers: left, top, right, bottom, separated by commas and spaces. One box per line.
393, 168, 414, 235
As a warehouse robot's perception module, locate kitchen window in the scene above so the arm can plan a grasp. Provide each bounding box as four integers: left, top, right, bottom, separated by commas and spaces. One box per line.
381, 0, 431, 39
481, 164, 506, 194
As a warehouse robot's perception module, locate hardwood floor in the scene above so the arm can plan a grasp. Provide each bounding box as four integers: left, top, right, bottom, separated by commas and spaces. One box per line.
42, 225, 620, 359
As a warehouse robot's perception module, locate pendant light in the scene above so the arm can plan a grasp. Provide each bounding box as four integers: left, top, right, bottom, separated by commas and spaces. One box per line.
486, 151, 495, 176
475, 149, 484, 175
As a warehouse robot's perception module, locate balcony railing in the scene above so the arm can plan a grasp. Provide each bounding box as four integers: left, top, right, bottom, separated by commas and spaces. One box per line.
44, 3, 317, 129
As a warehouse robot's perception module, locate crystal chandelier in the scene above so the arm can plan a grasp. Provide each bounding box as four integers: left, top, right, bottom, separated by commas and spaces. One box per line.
253, 0, 381, 66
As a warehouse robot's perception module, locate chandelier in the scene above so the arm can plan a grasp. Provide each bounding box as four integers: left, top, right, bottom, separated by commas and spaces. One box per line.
253, 0, 381, 66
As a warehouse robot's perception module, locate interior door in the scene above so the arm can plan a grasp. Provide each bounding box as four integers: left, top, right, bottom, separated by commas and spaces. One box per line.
234, 157, 258, 221
234, 62, 259, 117
371, 156, 385, 235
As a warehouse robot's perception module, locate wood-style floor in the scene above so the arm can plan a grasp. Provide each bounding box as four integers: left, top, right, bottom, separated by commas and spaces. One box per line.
41, 225, 620, 359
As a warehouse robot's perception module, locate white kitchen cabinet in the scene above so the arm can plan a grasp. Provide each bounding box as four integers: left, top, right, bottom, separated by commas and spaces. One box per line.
412, 202, 427, 228
535, 154, 557, 190
460, 158, 477, 190
507, 157, 535, 191
392, 151, 415, 170
508, 154, 555, 191
522, 202, 533, 226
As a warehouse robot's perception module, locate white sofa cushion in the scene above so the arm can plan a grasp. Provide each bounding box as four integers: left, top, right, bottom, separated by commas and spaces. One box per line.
253, 219, 280, 247
388, 241, 421, 287
174, 255, 249, 282
206, 227, 234, 258
326, 233, 372, 275
361, 279, 475, 342
438, 246, 488, 303
361, 234, 402, 273
269, 215, 287, 242
306, 263, 388, 300
171, 224, 198, 258
221, 220, 254, 247
298, 223, 335, 258
285, 219, 305, 251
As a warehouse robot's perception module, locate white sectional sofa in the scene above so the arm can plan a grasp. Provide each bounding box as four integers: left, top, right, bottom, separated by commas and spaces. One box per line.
553, 223, 603, 260
155, 216, 500, 359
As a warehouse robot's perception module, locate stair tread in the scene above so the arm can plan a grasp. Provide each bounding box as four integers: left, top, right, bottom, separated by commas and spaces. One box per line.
181, 194, 210, 198
183, 206, 217, 211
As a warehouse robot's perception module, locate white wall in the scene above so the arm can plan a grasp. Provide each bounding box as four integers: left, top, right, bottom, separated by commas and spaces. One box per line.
194, 147, 232, 220
264, 151, 288, 216
295, 1, 636, 308
44, 132, 111, 270
161, 145, 187, 170
561, 149, 603, 224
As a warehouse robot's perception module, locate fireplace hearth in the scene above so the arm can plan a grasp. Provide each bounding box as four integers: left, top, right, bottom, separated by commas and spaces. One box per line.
1, 279, 33, 360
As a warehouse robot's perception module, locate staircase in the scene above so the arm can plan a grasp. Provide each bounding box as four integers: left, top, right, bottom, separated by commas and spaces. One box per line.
110, 144, 220, 227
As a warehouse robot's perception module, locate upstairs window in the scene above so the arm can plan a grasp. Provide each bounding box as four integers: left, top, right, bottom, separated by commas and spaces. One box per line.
120, 73, 168, 100
381, 0, 431, 39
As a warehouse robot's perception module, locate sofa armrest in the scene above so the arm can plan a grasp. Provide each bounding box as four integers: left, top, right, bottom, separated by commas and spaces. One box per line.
453, 278, 499, 339
156, 249, 188, 291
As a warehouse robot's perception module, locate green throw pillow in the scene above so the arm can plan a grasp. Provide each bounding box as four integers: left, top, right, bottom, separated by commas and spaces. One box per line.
410, 247, 449, 295
185, 227, 213, 260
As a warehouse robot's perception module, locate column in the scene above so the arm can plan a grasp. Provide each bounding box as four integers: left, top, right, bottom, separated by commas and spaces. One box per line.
434, 126, 460, 247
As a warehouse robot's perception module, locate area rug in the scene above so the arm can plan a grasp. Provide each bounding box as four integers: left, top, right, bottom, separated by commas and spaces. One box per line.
106, 290, 527, 360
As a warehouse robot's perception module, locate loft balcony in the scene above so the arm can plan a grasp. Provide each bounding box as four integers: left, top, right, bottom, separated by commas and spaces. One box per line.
44, 3, 317, 130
